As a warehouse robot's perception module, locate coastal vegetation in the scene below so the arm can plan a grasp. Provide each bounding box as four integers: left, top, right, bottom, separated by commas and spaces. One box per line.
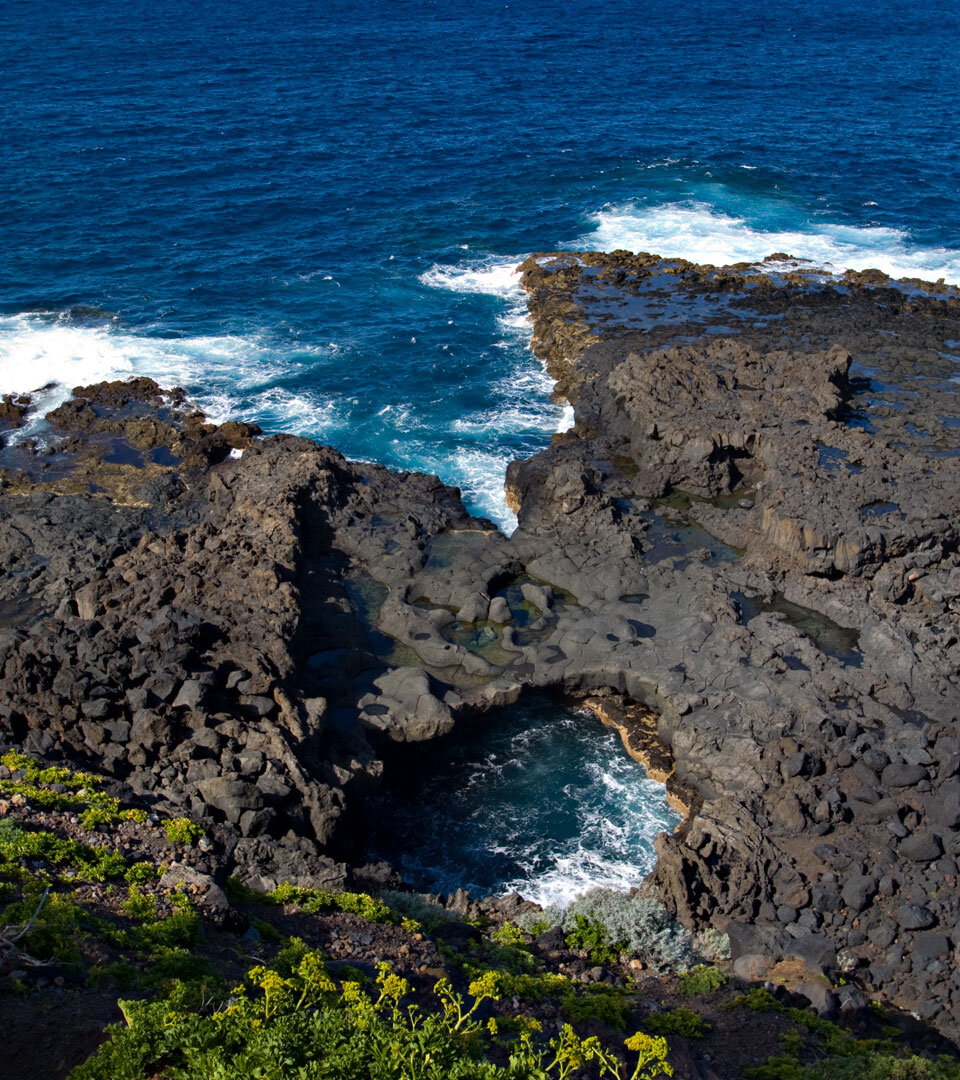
2, 753, 956, 1079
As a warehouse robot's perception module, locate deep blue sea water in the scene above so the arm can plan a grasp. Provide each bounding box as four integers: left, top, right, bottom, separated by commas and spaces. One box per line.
2, 1, 958, 898
2, 0, 959, 528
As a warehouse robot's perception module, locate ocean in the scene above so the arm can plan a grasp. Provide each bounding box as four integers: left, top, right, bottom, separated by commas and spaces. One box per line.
2, 0, 959, 529
2, 0, 958, 898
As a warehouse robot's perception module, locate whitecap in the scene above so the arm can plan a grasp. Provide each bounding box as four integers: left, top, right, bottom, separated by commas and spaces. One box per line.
0, 313, 337, 440
419, 257, 525, 298
448, 446, 518, 532
578, 201, 960, 284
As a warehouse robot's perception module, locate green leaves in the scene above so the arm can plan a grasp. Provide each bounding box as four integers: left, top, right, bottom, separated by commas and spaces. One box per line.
163, 818, 205, 846
70, 953, 674, 1080
675, 964, 727, 997
564, 915, 623, 967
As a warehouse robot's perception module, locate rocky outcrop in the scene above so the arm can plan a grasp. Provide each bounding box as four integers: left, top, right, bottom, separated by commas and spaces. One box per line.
1, 249, 959, 1036
509, 252, 960, 1032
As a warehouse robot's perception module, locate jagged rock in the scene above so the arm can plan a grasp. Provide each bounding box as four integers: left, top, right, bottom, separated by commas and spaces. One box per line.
196, 778, 265, 824
159, 863, 230, 923
2, 251, 960, 1039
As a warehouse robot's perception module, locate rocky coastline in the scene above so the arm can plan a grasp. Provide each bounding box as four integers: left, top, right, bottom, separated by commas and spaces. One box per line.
1, 251, 959, 1067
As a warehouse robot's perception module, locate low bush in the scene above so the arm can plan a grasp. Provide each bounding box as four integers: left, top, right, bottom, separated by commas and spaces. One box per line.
162, 817, 204, 846
490, 920, 528, 949
70, 953, 676, 1080
676, 964, 727, 997
734, 988, 960, 1080
0, 752, 129, 829
378, 889, 457, 930
642, 1007, 710, 1039
692, 926, 731, 961
565, 914, 623, 966
0, 820, 127, 885
561, 986, 633, 1031
537, 888, 692, 973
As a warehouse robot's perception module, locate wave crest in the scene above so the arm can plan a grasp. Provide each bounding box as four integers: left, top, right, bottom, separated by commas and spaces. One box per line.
580, 201, 960, 284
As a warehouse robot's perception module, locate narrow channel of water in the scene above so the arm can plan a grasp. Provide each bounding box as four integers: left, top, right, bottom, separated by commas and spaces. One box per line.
363, 693, 680, 907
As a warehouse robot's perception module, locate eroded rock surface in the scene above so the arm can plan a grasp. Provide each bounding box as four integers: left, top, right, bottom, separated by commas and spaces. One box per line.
1, 251, 959, 1035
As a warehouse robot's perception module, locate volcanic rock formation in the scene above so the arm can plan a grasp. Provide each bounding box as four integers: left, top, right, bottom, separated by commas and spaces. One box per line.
1, 252, 959, 1034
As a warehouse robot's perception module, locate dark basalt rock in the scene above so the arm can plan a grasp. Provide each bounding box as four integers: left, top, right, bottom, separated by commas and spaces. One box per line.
1, 252, 959, 1037
0, 393, 31, 430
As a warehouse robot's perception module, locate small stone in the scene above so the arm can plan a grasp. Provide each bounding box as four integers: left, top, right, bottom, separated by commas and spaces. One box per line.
881, 763, 928, 788
900, 832, 943, 863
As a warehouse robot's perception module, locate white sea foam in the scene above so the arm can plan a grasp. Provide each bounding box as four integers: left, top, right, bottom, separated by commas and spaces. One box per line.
420, 254, 572, 530
449, 446, 518, 532
419, 258, 525, 297
580, 201, 960, 285
0, 313, 333, 439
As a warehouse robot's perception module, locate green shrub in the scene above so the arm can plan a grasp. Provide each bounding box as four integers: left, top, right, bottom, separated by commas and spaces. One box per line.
561, 986, 632, 1030
0, 752, 128, 828
495, 970, 571, 1001
0, 892, 84, 963
542, 888, 692, 973
134, 893, 199, 950
525, 917, 552, 937
69, 954, 675, 1080
378, 889, 457, 930
121, 886, 157, 924
265, 884, 398, 923
642, 1007, 710, 1039
250, 916, 282, 943
565, 914, 623, 966
676, 964, 728, 996
334, 891, 394, 922
162, 817, 204, 846
490, 921, 528, 948
146, 945, 214, 984
0, 822, 127, 884
123, 862, 160, 886
733, 986, 960, 1080
86, 960, 142, 990
745, 1051, 960, 1080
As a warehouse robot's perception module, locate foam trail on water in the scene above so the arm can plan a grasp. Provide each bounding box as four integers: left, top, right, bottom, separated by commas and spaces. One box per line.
419, 258, 526, 297
420, 255, 567, 532
0, 313, 333, 439
580, 201, 960, 284
450, 447, 519, 532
